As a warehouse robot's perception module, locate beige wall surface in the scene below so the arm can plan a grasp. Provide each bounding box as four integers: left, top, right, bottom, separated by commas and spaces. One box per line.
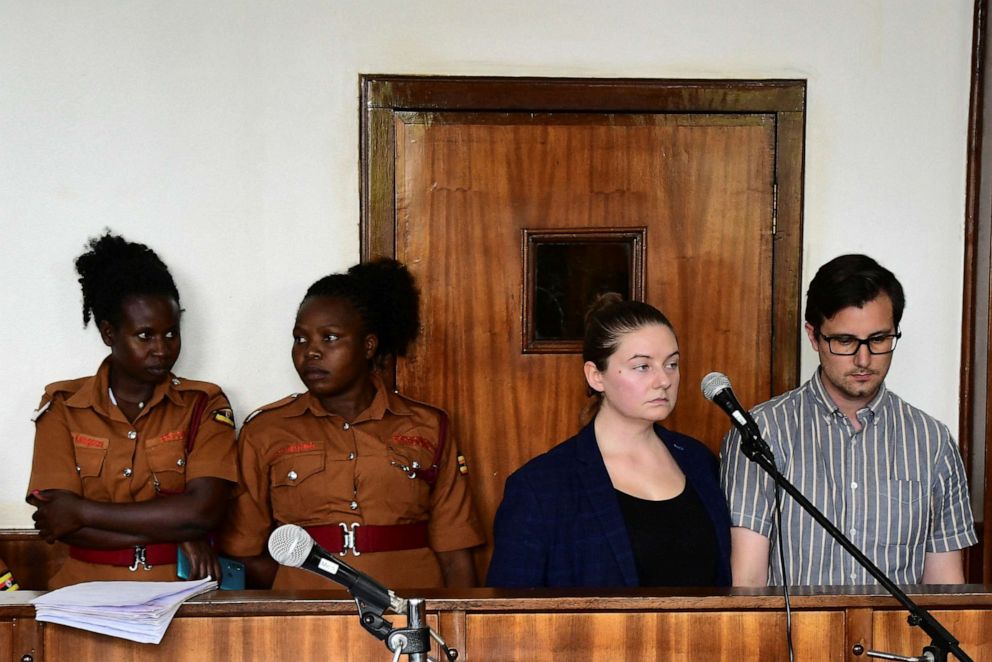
0, 0, 974, 526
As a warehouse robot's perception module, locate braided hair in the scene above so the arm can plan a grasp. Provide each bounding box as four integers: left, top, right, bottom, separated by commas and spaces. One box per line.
74, 231, 180, 329
302, 258, 421, 362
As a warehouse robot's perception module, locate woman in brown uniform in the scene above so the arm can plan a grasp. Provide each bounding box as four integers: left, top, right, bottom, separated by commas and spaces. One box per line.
221, 259, 484, 589
26, 232, 238, 588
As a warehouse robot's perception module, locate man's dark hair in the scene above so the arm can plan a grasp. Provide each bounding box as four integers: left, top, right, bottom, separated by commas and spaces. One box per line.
804, 254, 905, 333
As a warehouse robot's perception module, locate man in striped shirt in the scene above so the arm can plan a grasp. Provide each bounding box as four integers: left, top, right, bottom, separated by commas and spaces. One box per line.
721, 254, 977, 586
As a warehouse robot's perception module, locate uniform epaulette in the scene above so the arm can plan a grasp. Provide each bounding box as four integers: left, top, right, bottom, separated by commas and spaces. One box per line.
33, 378, 88, 422
43, 377, 89, 399
243, 393, 301, 426
169, 376, 223, 396
391, 389, 448, 417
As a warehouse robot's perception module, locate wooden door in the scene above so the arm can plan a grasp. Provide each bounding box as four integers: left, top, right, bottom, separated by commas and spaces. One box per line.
361, 77, 805, 577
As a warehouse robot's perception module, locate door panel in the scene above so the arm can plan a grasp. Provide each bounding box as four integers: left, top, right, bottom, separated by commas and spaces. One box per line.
393, 113, 775, 573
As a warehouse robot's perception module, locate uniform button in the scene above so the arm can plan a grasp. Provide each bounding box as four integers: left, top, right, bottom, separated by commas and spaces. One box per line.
349, 501, 359, 510
287, 470, 298, 481
348, 452, 356, 460
177, 458, 186, 467
123, 468, 133, 478
343, 422, 351, 431
127, 431, 137, 440
75, 465, 81, 474
171, 378, 181, 386
411, 461, 420, 469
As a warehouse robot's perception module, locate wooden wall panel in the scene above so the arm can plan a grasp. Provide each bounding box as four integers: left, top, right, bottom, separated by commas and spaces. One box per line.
464, 611, 845, 661
871, 609, 992, 661
42, 615, 390, 661
3, 588, 991, 662
0, 621, 11, 662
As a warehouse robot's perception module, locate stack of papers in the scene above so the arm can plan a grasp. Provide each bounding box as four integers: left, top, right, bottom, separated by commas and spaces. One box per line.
31, 577, 217, 644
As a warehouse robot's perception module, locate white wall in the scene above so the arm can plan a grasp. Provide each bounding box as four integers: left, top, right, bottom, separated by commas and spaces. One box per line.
0, 0, 974, 526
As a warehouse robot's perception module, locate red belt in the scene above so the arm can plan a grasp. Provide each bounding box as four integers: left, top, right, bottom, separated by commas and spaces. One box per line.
305, 522, 428, 556
69, 543, 178, 568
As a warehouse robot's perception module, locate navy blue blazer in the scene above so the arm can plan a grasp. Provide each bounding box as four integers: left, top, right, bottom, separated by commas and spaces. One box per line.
486, 422, 731, 588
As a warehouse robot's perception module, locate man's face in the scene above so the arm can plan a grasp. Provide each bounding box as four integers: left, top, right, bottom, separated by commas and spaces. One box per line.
805, 294, 896, 412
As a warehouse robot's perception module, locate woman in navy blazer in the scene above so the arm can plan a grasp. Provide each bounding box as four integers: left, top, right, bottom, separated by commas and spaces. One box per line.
487, 295, 731, 588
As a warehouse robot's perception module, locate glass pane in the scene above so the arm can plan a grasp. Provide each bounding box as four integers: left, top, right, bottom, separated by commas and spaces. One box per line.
534, 242, 632, 340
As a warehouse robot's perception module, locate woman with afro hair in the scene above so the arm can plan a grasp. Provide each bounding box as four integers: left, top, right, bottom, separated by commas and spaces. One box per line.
220, 259, 484, 589
26, 232, 238, 588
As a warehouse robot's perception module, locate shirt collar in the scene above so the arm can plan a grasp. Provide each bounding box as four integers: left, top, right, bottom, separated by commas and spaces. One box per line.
286, 374, 414, 421
64, 356, 177, 418
808, 367, 888, 421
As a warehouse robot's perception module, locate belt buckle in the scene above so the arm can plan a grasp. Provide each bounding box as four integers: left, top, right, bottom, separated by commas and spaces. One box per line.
338, 522, 361, 557
128, 545, 153, 572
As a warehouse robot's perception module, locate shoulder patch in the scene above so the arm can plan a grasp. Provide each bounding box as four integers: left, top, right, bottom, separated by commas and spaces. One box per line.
212, 408, 236, 428
457, 454, 469, 476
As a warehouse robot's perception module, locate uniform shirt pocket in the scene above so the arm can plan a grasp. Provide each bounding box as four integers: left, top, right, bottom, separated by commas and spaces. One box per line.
145, 434, 188, 493
72, 445, 108, 479
270, 442, 327, 522
69, 434, 110, 500
383, 444, 434, 511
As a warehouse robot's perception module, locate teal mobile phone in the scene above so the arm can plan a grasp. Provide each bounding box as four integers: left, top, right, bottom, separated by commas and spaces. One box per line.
176, 549, 246, 590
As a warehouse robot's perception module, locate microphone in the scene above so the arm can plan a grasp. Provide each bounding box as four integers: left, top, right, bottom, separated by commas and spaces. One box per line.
268, 524, 407, 614
700, 371, 763, 443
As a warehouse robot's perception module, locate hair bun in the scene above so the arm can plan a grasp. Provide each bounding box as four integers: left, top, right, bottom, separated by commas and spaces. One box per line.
584, 291, 625, 327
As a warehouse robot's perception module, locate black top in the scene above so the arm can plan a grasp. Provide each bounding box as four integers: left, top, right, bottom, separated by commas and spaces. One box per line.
614, 481, 719, 587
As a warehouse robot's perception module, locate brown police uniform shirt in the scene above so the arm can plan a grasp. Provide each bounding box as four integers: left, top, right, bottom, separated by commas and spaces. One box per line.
28, 357, 238, 588
220, 376, 484, 590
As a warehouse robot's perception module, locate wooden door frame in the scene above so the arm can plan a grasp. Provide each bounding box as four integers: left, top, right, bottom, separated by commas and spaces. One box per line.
965, 0, 990, 583
359, 75, 806, 398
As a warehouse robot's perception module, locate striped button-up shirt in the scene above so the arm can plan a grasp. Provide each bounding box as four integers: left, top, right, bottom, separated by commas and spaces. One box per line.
720, 370, 976, 586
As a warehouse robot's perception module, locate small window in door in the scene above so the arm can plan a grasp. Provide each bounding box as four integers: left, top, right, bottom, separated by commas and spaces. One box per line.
523, 228, 645, 353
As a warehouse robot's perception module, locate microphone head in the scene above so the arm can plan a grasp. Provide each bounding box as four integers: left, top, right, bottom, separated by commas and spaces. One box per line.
700, 371, 731, 401
268, 524, 314, 568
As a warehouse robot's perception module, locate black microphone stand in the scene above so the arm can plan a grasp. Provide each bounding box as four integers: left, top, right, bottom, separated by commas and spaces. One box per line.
737, 431, 972, 662
352, 593, 458, 662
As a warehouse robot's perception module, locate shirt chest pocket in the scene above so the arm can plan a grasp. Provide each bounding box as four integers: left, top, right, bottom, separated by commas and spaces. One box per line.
145, 437, 188, 494
72, 445, 107, 479
869, 479, 929, 550
270, 449, 327, 522
71, 435, 110, 500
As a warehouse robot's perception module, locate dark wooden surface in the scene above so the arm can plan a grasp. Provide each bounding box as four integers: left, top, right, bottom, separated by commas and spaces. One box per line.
1, 587, 990, 661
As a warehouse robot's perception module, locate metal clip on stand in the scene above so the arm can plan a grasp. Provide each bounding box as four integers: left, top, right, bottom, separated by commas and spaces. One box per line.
355, 595, 458, 662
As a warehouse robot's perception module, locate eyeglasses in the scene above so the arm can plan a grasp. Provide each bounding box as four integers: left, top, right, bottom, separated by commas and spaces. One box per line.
818, 331, 901, 356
